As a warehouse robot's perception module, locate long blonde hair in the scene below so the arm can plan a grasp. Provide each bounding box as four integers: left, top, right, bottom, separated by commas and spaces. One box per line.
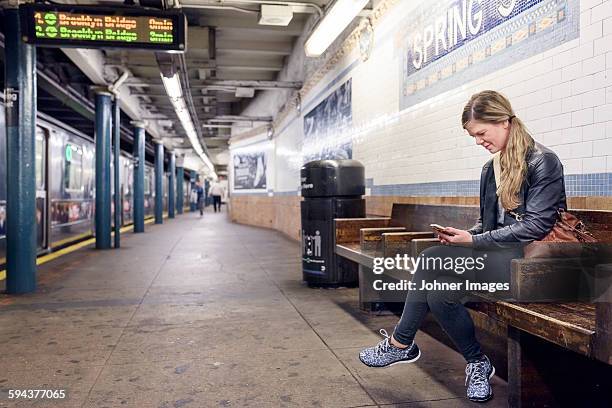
462, 90, 534, 210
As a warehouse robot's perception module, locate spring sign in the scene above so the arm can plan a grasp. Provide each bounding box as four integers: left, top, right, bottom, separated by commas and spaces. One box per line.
399, 0, 577, 108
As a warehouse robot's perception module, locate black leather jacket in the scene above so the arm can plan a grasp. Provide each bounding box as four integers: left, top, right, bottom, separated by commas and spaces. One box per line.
469, 143, 567, 250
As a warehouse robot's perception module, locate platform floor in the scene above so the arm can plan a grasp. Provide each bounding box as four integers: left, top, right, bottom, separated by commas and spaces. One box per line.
1, 209, 508, 407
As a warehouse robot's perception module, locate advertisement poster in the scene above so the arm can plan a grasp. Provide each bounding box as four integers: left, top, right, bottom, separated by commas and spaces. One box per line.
233, 151, 267, 190
303, 78, 352, 162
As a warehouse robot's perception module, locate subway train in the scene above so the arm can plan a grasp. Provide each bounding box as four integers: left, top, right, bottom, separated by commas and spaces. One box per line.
0, 104, 191, 266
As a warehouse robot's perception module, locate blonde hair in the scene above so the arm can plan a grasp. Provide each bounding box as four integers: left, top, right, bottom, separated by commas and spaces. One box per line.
462, 90, 534, 210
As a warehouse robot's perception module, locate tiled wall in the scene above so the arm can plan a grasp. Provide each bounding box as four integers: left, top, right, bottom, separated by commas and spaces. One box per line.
257, 0, 612, 196
230, 0, 612, 234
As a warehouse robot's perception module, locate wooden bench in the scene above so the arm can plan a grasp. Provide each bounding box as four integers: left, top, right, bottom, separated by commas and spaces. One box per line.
334, 203, 612, 406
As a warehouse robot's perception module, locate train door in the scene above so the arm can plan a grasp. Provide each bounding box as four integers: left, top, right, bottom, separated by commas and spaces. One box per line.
35, 126, 48, 251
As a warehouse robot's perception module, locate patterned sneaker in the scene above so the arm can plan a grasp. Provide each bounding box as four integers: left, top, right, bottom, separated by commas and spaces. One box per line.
359, 329, 421, 368
465, 355, 495, 402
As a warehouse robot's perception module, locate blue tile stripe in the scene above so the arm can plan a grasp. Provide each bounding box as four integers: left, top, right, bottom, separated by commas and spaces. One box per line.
246, 172, 611, 197
368, 173, 612, 197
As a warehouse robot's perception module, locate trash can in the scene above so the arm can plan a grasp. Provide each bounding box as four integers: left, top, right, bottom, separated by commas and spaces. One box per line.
300, 160, 366, 287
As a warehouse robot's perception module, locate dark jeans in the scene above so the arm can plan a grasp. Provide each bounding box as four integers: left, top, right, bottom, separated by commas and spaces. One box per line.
212, 195, 222, 212
392, 245, 520, 363
198, 197, 204, 215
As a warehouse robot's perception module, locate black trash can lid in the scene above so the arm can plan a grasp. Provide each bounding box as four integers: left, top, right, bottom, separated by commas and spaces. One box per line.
301, 159, 364, 170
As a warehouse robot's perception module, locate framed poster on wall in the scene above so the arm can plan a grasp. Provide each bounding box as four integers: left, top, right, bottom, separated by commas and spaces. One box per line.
233, 151, 267, 190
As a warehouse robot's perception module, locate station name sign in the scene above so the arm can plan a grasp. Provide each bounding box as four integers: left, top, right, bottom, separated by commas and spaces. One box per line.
19, 4, 186, 52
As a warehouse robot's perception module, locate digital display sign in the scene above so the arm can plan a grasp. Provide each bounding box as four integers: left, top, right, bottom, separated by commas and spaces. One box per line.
19, 4, 186, 52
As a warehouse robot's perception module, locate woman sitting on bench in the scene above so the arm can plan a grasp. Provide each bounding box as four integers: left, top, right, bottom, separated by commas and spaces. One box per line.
358, 90, 567, 403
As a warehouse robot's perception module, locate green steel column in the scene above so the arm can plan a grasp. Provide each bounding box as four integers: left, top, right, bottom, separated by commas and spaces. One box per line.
95, 91, 112, 249
154, 142, 164, 224
5, 8, 37, 294
168, 153, 175, 219
132, 121, 145, 233
113, 98, 121, 248
177, 166, 184, 215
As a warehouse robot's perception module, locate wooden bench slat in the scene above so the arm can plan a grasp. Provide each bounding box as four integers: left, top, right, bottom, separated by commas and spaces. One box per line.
360, 227, 407, 250
334, 217, 390, 244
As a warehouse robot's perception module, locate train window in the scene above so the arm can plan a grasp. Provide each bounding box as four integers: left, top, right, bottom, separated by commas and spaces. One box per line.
64, 143, 83, 191
144, 168, 151, 195
35, 127, 46, 190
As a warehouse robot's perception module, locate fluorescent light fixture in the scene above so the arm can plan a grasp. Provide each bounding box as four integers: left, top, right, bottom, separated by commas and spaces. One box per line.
160, 73, 217, 177
304, 0, 368, 57
235, 87, 255, 98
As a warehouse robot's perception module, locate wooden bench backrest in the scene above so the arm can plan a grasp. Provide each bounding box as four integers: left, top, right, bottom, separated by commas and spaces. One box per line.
388, 204, 479, 230
388, 204, 612, 239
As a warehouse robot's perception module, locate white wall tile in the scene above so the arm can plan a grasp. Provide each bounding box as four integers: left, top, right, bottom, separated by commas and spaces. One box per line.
581, 21, 603, 44
582, 54, 606, 75
571, 108, 594, 126
592, 1, 612, 22
593, 138, 612, 155
562, 62, 583, 82
594, 104, 612, 122
594, 34, 612, 54
604, 17, 612, 35
582, 0, 603, 12
582, 88, 607, 108
562, 158, 583, 174
583, 156, 607, 172
551, 82, 572, 99
562, 95, 582, 113
581, 10, 592, 27
582, 122, 607, 140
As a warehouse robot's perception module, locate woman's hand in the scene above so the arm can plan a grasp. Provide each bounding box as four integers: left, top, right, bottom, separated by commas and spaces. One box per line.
437, 227, 473, 246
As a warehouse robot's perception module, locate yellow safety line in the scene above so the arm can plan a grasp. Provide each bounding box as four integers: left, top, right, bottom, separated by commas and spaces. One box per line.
1, 215, 167, 281
50, 232, 92, 248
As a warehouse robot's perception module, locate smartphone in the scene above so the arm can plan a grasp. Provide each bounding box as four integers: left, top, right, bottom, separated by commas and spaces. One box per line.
430, 223, 455, 235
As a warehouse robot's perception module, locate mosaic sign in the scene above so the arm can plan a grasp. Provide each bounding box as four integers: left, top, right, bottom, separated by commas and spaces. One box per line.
399, 0, 579, 109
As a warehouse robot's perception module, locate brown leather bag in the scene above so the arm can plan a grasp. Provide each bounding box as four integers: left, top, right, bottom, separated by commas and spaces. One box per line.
493, 153, 597, 258
509, 209, 598, 258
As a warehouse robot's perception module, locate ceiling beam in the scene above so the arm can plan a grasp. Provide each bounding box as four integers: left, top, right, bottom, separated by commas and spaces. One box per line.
217, 64, 284, 72
209, 115, 272, 122
216, 39, 293, 56
125, 79, 302, 90
194, 18, 305, 36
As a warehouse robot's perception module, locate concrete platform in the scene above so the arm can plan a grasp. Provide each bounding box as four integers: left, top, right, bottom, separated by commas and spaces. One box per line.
0, 209, 508, 407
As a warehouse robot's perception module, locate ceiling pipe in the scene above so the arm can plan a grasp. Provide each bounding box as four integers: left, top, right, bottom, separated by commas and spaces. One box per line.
109, 70, 130, 94
177, 0, 323, 16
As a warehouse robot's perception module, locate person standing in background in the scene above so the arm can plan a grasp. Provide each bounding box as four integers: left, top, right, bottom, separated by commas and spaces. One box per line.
195, 181, 205, 217
209, 181, 225, 213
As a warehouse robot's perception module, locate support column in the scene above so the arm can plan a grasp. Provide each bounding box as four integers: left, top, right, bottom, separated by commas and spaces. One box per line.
189, 170, 197, 212
154, 141, 164, 224
95, 91, 112, 249
5, 8, 37, 293
177, 165, 184, 215
113, 97, 121, 248
132, 121, 145, 233
168, 152, 175, 219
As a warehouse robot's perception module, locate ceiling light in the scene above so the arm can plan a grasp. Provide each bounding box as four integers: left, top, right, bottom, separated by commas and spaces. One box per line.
161, 73, 217, 177
259, 4, 293, 26
235, 87, 255, 98
304, 0, 368, 57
